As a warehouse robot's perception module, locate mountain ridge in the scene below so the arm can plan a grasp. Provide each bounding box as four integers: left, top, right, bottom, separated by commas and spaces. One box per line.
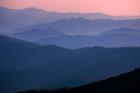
1, 7, 140, 34
1, 35, 140, 93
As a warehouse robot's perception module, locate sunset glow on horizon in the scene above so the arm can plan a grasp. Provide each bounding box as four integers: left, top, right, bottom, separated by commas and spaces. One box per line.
0, 0, 140, 16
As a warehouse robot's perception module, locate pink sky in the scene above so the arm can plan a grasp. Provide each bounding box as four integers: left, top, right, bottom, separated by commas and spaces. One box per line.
0, 0, 140, 16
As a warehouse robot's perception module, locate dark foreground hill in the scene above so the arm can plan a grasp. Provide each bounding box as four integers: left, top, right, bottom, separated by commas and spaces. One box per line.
18, 68, 140, 93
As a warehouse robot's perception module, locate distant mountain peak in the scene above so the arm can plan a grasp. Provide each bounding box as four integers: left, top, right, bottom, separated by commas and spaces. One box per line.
0, 7, 47, 13
54, 17, 91, 23
21, 7, 47, 12
111, 27, 140, 32
117, 27, 135, 31
0, 7, 13, 11
0, 6, 8, 9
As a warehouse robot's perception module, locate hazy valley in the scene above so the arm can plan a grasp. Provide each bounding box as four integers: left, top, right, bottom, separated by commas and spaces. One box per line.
0, 7, 140, 93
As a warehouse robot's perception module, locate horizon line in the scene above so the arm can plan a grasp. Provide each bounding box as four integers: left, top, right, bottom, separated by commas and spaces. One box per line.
1, 6, 140, 17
